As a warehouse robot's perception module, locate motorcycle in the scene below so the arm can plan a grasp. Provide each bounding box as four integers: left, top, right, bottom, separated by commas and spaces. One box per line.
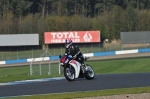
59, 54, 95, 81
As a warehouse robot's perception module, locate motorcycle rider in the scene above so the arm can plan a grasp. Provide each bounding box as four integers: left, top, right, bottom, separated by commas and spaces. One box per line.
65, 38, 88, 72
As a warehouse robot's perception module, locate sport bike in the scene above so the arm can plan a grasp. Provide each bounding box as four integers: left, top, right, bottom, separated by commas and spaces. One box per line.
59, 54, 95, 81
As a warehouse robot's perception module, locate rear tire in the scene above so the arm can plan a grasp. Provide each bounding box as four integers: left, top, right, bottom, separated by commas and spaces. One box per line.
64, 66, 75, 81
85, 65, 94, 80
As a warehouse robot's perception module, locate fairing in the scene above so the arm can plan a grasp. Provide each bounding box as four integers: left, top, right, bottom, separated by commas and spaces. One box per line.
69, 60, 81, 78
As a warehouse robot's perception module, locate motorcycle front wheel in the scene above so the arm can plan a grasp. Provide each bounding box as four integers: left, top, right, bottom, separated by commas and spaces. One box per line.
85, 65, 95, 80
64, 66, 75, 81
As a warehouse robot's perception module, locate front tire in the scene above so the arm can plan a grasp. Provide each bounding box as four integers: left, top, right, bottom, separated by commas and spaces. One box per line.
64, 66, 75, 81
85, 65, 94, 80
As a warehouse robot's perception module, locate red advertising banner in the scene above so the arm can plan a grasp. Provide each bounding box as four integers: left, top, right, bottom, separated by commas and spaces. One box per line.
44, 31, 100, 44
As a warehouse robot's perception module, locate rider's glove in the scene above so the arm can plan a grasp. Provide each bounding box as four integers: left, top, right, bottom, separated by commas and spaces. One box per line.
73, 55, 77, 59
68, 55, 72, 58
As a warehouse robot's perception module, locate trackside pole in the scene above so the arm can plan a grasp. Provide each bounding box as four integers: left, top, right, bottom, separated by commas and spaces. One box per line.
48, 63, 51, 75
39, 57, 45, 75
59, 63, 61, 74
30, 58, 35, 75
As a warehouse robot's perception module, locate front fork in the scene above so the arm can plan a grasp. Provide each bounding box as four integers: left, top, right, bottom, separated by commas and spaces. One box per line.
68, 65, 73, 73
81, 64, 88, 74
81, 65, 85, 74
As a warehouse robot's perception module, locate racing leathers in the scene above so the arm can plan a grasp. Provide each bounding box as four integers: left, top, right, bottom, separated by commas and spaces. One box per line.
65, 45, 85, 68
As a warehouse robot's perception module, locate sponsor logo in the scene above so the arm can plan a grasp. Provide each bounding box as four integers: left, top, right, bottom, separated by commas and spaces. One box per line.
44, 31, 100, 44
83, 32, 92, 42
50, 32, 80, 43
51, 32, 80, 39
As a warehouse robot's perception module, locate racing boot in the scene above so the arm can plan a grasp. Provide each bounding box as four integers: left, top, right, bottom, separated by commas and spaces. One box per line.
82, 64, 88, 72
81, 65, 85, 74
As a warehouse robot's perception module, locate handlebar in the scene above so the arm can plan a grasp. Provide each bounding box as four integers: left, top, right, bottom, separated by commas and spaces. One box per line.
85, 57, 89, 60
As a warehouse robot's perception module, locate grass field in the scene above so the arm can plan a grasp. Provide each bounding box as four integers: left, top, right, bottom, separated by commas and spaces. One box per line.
1, 57, 150, 99
0, 57, 150, 83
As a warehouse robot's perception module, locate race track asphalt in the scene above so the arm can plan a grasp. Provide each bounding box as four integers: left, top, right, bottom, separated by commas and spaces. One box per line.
0, 52, 150, 98
0, 73, 150, 98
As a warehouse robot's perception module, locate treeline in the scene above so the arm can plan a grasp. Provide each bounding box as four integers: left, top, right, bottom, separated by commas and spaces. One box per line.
0, 0, 150, 44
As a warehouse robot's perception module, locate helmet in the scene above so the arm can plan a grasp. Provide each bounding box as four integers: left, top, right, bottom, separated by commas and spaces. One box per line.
65, 38, 72, 48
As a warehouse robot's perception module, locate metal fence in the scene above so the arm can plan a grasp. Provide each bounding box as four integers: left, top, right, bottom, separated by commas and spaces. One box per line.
30, 63, 61, 76
0, 63, 63, 76
0, 42, 150, 61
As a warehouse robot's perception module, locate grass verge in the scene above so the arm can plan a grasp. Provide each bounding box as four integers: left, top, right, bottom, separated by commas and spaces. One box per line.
0, 57, 150, 83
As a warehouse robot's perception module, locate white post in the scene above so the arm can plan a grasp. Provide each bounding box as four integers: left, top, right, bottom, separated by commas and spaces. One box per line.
30, 63, 32, 75
59, 63, 61, 74
30, 58, 35, 75
48, 63, 51, 75
39, 64, 41, 75
39, 57, 45, 75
